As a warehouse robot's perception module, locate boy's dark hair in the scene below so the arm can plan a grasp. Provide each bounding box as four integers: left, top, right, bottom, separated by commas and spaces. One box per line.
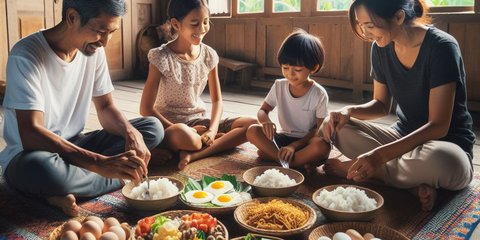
349, 0, 431, 41
277, 29, 325, 73
62, 0, 127, 26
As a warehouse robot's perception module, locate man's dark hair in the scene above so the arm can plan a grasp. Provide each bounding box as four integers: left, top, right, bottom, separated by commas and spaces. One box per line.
62, 0, 127, 26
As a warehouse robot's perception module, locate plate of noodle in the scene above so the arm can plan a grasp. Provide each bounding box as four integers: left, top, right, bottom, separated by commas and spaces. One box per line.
233, 197, 316, 237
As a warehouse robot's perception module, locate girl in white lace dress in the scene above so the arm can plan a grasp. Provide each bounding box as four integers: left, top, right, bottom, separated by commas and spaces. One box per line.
140, 0, 257, 170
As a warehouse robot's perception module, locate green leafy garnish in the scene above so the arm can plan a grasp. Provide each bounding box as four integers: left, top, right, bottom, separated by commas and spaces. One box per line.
201, 175, 217, 189
150, 215, 169, 235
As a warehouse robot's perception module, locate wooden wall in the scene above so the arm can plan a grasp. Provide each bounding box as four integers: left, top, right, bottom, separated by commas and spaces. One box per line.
204, 13, 480, 111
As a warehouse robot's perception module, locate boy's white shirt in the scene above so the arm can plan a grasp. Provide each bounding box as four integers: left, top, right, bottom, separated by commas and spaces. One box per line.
264, 79, 329, 138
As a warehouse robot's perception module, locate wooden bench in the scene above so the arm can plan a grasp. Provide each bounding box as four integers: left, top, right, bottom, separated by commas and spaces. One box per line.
218, 57, 256, 89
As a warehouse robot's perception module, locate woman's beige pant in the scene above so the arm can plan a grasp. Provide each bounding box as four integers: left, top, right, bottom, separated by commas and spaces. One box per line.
335, 118, 473, 190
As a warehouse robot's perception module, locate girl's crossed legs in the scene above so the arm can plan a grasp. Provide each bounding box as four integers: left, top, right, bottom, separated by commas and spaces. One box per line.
164, 117, 258, 169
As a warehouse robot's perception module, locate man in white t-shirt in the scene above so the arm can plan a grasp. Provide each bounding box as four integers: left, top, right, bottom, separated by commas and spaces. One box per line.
0, 0, 164, 216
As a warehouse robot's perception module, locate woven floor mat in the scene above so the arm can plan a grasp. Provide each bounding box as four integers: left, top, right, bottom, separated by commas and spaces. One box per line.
1, 143, 479, 239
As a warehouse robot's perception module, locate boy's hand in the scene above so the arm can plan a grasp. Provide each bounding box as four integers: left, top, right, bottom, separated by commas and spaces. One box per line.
278, 145, 295, 164
262, 121, 276, 140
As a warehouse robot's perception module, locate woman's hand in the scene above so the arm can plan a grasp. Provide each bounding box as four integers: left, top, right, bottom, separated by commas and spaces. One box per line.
278, 145, 295, 164
321, 110, 350, 142
262, 121, 276, 140
347, 150, 384, 182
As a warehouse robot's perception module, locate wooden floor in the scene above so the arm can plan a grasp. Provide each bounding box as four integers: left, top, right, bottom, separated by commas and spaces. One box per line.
0, 79, 479, 171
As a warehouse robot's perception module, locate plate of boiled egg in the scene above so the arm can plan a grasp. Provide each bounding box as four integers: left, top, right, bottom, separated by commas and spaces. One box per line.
180, 174, 252, 215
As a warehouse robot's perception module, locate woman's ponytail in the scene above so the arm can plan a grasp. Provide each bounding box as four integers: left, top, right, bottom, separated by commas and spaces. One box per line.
413, 0, 431, 24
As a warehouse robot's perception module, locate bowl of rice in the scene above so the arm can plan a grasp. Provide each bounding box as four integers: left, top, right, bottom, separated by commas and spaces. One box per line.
243, 166, 304, 197
121, 176, 184, 211
312, 184, 384, 221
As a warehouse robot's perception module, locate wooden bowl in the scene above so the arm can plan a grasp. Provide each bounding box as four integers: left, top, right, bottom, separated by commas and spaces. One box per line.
234, 197, 316, 237
308, 222, 409, 240
242, 166, 304, 197
121, 176, 184, 211
231, 234, 284, 240
133, 210, 229, 239
312, 184, 384, 221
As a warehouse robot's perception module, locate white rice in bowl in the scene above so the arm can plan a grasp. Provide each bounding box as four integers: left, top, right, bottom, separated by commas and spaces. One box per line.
316, 186, 377, 212
253, 168, 296, 188
129, 178, 179, 200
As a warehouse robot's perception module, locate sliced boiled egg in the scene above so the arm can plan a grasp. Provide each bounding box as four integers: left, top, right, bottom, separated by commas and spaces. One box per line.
203, 180, 234, 196
184, 190, 214, 204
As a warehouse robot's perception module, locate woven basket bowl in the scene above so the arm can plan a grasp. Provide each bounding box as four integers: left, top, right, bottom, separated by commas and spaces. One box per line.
122, 176, 184, 211
49, 216, 86, 240
312, 184, 384, 221
132, 210, 229, 239
231, 234, 284, 240
308, 222, 409, 240
242, 166, 304, 197
49, 216, 134, 240
234, 197, 316, 237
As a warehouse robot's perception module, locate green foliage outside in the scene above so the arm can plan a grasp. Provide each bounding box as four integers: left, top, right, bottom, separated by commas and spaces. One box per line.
428, 0, 474, 6
236, 0, 475, 13
274, 0, 301, 12
238, 0, 264, 13
316, 0, 474, 11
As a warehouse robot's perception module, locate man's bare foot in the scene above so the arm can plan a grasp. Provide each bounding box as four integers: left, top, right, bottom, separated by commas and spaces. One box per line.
178, 151, 192, 170
46, 194, 80, 217
150, 148, 173, 165
323, 158, 354, 178
413, 184, 437, 211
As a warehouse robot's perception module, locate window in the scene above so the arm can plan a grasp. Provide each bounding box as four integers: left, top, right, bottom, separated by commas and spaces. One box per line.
427, 0, 474, 6
238, 0, 265, 14
317, 0, 352, 11
208, 0, 231, 16
273, 0, 301, 13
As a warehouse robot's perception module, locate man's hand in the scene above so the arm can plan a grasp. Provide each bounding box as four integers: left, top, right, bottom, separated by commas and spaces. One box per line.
95, 150, 147, 182
124, 128, 151, 165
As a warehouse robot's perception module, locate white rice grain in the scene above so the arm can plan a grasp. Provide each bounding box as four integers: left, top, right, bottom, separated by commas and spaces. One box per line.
253, 168, 296, 188
316, 186, 377, 212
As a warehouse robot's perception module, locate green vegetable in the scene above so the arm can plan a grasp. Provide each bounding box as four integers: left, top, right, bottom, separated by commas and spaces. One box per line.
244, 233, 273, 240
245, 233, 257, 240
150, 215, 169, 235
196, 230, 206, 240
